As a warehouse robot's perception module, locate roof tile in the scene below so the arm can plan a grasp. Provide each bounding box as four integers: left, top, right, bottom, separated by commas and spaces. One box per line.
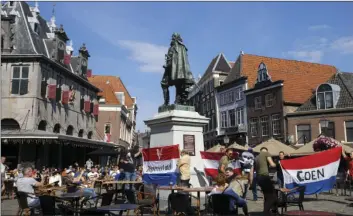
88, 75, 135, 108
241, 54, 337, 104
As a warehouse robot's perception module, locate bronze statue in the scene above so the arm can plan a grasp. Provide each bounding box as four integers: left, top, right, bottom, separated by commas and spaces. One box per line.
161, 33, 195, 106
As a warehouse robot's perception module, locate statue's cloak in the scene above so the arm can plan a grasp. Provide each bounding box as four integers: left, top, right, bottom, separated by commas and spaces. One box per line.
162, 40, 194, 87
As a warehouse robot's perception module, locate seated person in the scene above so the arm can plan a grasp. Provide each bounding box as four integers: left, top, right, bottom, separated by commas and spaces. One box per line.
87, 167, 100, 181
109, 166, 120, 180
48, 171, 62, 187
224, 167, 249, 216
16, 167, 44, 208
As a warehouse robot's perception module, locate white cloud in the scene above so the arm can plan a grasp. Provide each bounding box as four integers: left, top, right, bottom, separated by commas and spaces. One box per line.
331, 36, 353, 54
308, 24, 331, 31
118, 40, 168, 73
286, 50, 324, 62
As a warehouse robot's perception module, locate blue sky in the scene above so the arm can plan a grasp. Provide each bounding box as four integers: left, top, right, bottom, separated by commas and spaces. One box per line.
35, 2, 353, 131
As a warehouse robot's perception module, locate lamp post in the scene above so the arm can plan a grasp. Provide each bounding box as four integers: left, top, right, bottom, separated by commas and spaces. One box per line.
223, 135, 230, 147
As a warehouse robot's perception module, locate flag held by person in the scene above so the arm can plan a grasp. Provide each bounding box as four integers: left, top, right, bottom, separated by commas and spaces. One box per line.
200, 151, 241, 179
280, 147, 341, 195
142, 144, 180, 186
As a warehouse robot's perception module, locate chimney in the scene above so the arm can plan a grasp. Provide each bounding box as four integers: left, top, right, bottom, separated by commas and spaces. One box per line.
87, 69, 92, 78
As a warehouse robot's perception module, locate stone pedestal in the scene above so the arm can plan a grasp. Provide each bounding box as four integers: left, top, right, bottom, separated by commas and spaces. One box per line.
144, 105, 209, 188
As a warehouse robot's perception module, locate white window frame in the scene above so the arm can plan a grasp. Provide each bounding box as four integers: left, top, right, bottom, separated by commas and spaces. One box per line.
345, 121, 353, 142
235, 87, 242, 101
272, 114, 281, 135
254, 96, 262, 110
316, 84, 334, 110
261, 116, 269, 136
265, 94, 273, 107
221, 111, 228, 128
236, 107, 244, 125
250, 118, 258, 137
11, 66, 30, 95
228, 109, 236, 127
296, 124, 311, 144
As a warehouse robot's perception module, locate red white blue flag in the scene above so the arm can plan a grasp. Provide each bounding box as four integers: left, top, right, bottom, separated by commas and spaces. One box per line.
142, 144, 180, 186
200, 151, 241, 179
280, 147, 341, 195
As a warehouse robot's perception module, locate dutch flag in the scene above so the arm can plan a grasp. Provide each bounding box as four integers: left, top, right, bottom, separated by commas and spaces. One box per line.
280, 147, 342, 195
142, 144, 180, 186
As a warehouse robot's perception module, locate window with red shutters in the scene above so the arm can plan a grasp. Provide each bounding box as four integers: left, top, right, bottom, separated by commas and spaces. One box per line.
61, 91, 69, 104
84, 100, 90, 112
93, 104, 99, 116
47, 84, 56, 99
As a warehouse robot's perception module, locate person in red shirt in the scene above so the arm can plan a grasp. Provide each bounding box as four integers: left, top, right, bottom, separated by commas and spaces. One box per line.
342, 148, 353, 180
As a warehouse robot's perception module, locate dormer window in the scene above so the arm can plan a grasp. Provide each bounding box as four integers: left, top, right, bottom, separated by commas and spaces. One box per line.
256, 62, 271, 83
57, 41, 65, 62
316, 83, 340, 110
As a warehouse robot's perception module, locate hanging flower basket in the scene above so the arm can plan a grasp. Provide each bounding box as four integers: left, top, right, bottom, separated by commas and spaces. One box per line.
313, 135, 340, 152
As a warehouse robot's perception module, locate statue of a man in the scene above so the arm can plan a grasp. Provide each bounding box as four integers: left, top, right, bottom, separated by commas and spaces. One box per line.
161, 33, 195, 105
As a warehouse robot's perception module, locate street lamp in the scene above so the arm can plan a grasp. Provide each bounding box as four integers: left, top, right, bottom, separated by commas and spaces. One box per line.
223, 135, 230, 146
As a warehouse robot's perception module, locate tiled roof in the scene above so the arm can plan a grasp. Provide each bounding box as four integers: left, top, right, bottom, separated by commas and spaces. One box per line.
226, 54, 337, 104
88, 75, 135, 108
296, 72, 353, 111
89, 81, 120, 105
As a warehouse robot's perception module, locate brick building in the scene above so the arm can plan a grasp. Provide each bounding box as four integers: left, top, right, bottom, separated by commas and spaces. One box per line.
88, 75, 138, 148
239, 54, 336, 146
287, 72, 353, 146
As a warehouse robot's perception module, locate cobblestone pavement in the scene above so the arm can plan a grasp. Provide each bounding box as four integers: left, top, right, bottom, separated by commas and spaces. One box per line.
2, 191, 353, 215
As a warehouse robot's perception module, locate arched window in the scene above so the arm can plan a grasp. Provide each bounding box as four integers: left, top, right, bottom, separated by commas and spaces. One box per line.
1, 118, 20, 130
78, 129, 84, 137
66, 125, 74, 136
38, 120, 47, 131
257, 62, 271, 83
53, 124, 61, 133
316, 84, 340, 110
87, 131, 93, 139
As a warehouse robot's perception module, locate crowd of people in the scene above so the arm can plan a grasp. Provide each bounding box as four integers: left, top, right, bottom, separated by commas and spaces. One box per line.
0, 146, 144, 208
1, 143, 352, 215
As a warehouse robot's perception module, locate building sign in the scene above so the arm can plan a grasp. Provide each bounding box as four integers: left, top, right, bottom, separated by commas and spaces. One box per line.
183, 134, 195, 156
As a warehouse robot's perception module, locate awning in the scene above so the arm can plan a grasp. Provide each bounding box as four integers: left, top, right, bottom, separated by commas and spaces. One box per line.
293, 136, 353, 156
87, 148, 122, 156
228, 142, 249, 151
253, 138, 296, 156
1, 130, 128, 149
206, 144, 225, 152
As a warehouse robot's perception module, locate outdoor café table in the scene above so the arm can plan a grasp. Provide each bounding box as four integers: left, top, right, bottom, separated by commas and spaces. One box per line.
102, 181, 143, 202
95, 203, 140, 216
181, 187, 214, 216
57, 190, 84, 216
283, 210, 336, 216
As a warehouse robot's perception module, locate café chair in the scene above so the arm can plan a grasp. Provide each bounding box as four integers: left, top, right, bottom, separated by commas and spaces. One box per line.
136, 184, 160, 215
208, 194, 239, 215
38, 195, 63, 215
16, 191, 39, 216
4, 180, 15, 199
277, 185, 306, 214
169, 192, 196, 216
81, 192, 114, 209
